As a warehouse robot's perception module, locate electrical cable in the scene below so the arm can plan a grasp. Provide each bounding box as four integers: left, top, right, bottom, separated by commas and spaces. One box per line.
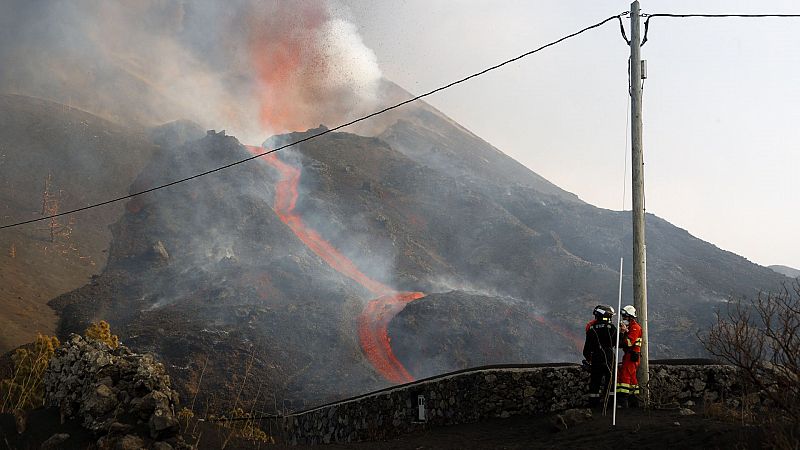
617, 14, 631, 45
641, 13, 800, 46
0, 12, 629, 231
215, 9, 800, 426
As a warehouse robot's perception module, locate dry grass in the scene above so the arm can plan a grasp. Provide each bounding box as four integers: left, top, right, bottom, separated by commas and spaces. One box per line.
0, 334, 60, 413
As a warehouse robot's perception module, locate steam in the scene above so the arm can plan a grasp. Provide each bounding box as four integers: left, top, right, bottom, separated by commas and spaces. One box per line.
0, 0, 382, 144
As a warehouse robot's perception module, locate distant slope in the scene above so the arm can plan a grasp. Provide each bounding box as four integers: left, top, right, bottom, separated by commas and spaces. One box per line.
362, 80, 580, 203
769, 264, 800, 278
0, 94, 158, 353
277, 127, 786, 361
10, 75, 787, 409
49, 117, 791, 407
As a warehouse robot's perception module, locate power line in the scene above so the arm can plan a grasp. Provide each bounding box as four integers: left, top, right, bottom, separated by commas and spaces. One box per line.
0, 12, 628, 231
641, 13, 800, 46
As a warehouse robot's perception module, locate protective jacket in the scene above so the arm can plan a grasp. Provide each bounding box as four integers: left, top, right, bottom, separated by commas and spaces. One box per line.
617, 319, 642, 396
583, 317, 617, 401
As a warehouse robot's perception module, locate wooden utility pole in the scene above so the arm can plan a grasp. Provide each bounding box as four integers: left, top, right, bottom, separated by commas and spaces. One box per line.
629, 0, 650, 404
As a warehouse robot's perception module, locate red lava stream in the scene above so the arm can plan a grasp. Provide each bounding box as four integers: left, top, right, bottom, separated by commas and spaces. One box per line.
246, 145, 584, 382
246, 145, 422, 384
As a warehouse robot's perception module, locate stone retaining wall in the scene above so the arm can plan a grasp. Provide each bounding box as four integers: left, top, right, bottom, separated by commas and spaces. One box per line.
280, 363, 741, 445
43, 334, 189, 449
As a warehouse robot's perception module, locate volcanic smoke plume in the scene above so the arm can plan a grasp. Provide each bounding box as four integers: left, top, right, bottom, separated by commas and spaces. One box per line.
0, 1, 381, 142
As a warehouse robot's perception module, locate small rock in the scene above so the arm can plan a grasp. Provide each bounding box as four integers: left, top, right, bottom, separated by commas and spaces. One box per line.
84, 384, 118, 415
149, 407, 179, 438
673, 421, 681, 426
41, 433, 70, 450
109, 421, 134, 434
115, 434, 145, 450
679, 408, 695, 416
523, 386, 536, 397
153, 241, 169, 260
140, 391, 170, 415
551, 415, 569, 431
563, 408, 592, 424
691, 378, 706, 392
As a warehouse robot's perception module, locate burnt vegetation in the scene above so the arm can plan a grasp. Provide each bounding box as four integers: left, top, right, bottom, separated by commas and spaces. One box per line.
702, 280, 800, 447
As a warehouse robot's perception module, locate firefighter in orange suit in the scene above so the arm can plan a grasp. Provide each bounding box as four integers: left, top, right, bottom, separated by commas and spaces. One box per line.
617, 304, 642, 408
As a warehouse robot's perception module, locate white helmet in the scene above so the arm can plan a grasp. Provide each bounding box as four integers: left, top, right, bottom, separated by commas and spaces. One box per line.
622, 305, 637, 318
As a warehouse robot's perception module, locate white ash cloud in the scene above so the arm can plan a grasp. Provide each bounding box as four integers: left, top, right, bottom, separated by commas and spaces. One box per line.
0, 0, 382, 144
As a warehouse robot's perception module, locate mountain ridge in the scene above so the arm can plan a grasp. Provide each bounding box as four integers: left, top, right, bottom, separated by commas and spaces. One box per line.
1, 91, 791, 410
769, 264, 800, 278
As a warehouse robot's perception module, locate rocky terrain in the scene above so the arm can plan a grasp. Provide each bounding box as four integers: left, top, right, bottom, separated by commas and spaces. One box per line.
389, 292, 581, 379
2, 89, 792, 415
2, 334, 188, 449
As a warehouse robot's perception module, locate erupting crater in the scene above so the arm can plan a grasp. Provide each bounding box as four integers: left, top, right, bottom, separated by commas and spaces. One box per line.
245, 145, 423, 384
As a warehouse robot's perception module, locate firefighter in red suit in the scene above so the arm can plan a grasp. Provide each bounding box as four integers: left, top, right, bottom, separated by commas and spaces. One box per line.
617, 304, 642, 408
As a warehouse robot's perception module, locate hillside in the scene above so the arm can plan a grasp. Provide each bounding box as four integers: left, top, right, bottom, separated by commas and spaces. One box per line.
49, 132, 385, 411
0, 85, 791, 413
0, 94, 159, 353
770, 264, 800, 278
46, 116, 788, 411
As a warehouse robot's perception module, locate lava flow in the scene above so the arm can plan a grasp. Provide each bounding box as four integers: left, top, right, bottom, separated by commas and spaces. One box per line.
530, 313, 584, 352
246, 145, 422, 384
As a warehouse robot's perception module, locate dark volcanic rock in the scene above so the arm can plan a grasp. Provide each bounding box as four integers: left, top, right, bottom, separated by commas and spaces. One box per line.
389, 291, 579, 379
40, 433, 70, 450
44, 93, 791, 413
49, 133, 383, 411
43, 334, 185, 448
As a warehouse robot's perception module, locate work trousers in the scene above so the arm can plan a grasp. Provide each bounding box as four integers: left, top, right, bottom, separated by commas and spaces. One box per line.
588, 356, 612, 404
617, 352, 640, 395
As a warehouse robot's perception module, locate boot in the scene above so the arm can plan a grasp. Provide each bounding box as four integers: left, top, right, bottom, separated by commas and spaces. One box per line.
616, 393, 629, 409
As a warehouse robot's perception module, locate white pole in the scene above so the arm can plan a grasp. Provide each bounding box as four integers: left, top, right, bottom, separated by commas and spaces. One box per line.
612, 257, 624, 425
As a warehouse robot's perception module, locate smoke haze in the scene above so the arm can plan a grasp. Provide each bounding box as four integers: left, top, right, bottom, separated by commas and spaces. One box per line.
0, 0, 382, 144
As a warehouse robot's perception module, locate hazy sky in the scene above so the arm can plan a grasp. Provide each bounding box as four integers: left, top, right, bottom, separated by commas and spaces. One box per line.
341, 0, 800, 270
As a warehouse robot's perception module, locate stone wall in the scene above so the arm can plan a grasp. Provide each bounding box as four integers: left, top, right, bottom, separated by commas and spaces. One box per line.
280, 362, 742, 445
43, 334, 189, 449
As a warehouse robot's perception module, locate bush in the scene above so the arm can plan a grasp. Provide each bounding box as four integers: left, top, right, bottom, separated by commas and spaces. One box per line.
0, 334, 60, 413
85, 320, 119, 349
701, 280, 800, 448
223, 407, 273, 444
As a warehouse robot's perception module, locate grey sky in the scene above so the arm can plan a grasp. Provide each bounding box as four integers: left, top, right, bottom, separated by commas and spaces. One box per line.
341, 0, 800, 270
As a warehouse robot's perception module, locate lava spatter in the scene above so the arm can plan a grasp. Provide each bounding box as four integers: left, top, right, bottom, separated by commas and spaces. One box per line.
246, 145, 422, 383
